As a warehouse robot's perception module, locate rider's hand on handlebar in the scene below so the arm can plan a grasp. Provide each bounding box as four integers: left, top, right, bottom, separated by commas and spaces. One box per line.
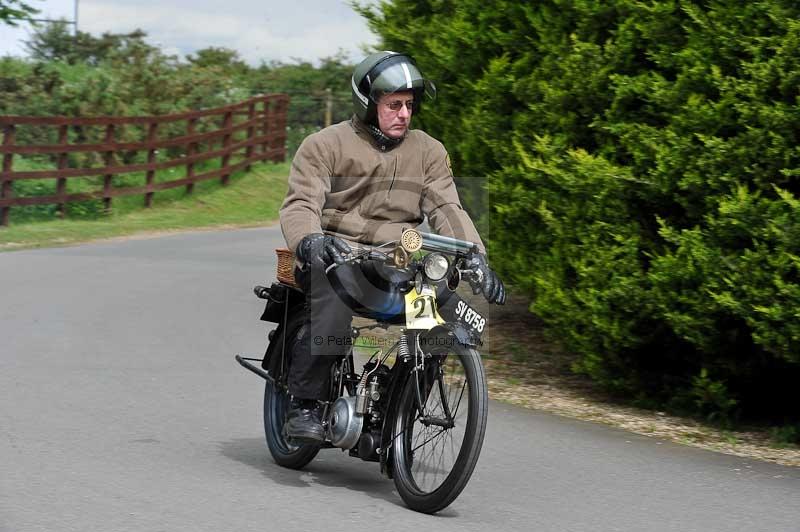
464, 252, 506, 305
296, 233, 353, 268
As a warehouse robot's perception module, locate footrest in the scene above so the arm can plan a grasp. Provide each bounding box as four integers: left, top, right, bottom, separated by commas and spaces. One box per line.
235, 355, 274, 383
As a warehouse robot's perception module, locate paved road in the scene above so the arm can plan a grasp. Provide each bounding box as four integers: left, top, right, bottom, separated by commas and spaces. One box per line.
1, 226, 798, 532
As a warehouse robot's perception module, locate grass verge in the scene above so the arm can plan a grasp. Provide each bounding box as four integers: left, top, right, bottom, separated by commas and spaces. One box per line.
0, 161, 289, 251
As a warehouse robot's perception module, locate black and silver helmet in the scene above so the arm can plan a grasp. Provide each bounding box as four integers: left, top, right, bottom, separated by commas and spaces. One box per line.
351, 51, 437, 125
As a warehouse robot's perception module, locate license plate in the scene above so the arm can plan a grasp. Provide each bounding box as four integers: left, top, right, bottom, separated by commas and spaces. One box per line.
404, 285, 445, 330
436, 291, 487, 339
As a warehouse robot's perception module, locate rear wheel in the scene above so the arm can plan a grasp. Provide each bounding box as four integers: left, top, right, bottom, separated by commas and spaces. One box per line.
263, 322, 319, 469
263, 378, 320, 469
391, 344, 489, 513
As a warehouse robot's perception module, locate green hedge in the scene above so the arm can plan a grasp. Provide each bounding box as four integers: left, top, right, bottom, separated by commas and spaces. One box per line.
359, 0, 800, 421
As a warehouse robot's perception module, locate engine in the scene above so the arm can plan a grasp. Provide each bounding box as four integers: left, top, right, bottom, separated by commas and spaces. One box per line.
327, 361, 391, 459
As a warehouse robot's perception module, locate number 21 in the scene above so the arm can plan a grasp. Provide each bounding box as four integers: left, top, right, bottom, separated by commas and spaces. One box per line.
414, 296, 436, 318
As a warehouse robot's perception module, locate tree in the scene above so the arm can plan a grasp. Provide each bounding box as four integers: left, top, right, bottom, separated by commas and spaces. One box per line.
187, 47, 249, 73
250, 53, 354, 154
24, 21, 153, 65
0, 0, 37, 26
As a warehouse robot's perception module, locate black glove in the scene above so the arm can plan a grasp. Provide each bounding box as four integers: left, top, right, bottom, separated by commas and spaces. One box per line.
464, 252, 506, 305
296, 233, 352, 268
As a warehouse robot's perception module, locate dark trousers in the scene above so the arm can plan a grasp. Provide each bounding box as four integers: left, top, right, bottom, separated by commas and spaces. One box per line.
287, 259, 409, 400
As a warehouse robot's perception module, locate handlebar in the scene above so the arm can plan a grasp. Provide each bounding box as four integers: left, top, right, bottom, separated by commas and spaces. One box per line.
342, 231, 476, 264
327, 231, 479, 281
415, 231, 477, 254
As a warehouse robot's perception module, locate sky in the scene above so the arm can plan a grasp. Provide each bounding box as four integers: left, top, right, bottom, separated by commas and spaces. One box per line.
0, 0, 380, 64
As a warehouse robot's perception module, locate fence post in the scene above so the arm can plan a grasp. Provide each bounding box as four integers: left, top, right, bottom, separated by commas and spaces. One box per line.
273, 97, 287, 162
220, 111, 233, 186
56, 125, 69, 218
103, 124, 116, 213
1, 124, 15, 226
186, 118, 197, 195
261, 98, 272, 157
245, 102, 256, 171
144, 122, 158, 208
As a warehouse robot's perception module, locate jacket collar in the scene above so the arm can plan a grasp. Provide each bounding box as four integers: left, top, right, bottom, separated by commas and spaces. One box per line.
350, 115, 406, 152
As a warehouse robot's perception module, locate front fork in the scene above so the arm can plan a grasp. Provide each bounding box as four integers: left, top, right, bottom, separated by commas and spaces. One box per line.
406, 331, 455, 429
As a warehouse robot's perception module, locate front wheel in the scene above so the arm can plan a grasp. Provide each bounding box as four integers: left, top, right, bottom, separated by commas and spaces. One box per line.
391, 344, 489, 513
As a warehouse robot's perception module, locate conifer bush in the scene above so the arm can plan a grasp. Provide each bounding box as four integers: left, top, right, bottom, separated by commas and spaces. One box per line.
359, 0, 800, 419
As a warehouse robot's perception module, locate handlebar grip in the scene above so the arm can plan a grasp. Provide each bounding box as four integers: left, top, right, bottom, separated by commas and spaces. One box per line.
368, 250, 390, 261
253, 285, 270, 299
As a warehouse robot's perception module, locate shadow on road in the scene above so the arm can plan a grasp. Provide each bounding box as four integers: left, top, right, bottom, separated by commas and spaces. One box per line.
218, 437, 452, 512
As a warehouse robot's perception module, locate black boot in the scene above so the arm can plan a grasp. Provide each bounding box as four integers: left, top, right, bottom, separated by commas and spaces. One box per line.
284, 398, 325, 444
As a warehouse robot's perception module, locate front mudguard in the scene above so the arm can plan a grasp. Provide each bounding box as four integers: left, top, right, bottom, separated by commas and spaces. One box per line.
418, 322, 482, 353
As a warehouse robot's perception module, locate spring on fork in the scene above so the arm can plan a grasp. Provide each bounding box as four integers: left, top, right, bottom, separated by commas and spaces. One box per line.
398, 333, 410, 360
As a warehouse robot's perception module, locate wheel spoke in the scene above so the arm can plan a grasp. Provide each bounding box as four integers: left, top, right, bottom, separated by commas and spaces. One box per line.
411, 427, 447, 453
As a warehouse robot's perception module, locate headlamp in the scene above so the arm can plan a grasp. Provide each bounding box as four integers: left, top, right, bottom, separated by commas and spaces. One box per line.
423, 253, 449, 281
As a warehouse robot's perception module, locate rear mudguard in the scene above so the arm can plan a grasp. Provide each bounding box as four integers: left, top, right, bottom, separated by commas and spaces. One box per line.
259, 283, 305, 374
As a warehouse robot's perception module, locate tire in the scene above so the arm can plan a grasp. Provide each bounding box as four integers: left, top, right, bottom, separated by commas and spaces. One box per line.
391, 344, 489, 513
263, 378, 320, 469
262, 322, 320, 469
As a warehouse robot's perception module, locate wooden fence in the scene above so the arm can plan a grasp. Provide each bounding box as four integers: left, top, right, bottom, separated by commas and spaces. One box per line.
0, 94, 289, 226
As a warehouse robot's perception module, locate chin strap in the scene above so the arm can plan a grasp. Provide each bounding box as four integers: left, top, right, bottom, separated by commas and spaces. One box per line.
365, 122, 405, 151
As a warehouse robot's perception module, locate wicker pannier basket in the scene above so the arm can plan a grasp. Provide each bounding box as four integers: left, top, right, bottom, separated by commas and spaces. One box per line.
275, 248, 298, 287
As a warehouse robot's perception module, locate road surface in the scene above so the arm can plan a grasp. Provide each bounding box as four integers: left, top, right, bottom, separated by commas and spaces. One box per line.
1, 226, 798, 531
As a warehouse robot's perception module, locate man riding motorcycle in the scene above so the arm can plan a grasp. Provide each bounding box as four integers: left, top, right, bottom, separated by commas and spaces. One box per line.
278, 51, 506, 443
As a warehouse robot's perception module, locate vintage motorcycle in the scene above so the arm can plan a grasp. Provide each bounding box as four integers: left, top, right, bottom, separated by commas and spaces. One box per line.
235, 228, 491, 513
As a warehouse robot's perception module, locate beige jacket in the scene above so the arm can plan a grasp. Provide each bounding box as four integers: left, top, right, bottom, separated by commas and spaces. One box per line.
279, 117, 485, 255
